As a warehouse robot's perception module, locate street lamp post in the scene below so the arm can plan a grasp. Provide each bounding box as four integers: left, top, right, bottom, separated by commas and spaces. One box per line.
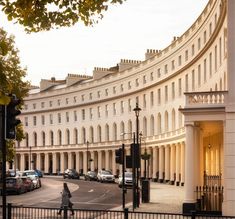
86, 140, 89, 172
133, 103, 141, 208
29, 146, 32, 170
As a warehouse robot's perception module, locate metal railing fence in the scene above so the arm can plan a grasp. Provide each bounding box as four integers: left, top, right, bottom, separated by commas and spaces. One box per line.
0, 204, 235, 219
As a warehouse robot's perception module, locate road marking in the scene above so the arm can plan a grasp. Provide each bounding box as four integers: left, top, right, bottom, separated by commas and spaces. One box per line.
88, 189, 94, 192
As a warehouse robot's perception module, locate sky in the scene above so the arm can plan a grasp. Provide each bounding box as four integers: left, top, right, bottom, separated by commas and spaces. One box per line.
0, 0, 208, 86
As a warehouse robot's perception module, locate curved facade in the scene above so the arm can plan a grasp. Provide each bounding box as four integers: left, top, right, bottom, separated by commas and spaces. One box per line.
12, 0, 235, 216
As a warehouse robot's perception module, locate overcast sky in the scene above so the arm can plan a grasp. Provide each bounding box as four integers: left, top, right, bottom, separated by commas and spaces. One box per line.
0, 0, 208, 86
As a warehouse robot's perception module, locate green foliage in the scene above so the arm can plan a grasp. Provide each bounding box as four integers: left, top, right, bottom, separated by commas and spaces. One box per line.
0, 27, 29, 161
0, 0, 124, 33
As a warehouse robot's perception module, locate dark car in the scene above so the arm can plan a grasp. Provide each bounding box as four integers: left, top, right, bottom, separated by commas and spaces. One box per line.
63, 169, 80, 179
21, 176, 34, 192
35, 169, 43, 178
6, 177, 25, 194
85, 171, 98, 181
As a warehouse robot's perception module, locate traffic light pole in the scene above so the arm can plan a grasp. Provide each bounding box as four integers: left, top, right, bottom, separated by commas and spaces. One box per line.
0, 105, 7, 219
132, 133, 137, 210
122, 143, 126, 210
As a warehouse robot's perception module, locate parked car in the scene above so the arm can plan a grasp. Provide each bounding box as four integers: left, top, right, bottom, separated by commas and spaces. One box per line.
63, 169, 80, 179
97, 170, 115, 183
118, 172, 133, 188
6, 177, 25, 194
85, 171, 98, 181
21, 176, 34, 192
20, 170, 41, 189
6, 169, 20, 177
34, 169, 43, 178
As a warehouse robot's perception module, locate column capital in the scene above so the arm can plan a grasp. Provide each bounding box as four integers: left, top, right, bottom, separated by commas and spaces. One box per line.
185, 121, 194, 127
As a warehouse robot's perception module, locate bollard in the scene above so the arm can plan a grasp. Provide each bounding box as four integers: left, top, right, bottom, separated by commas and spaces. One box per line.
124, 208, 129, 219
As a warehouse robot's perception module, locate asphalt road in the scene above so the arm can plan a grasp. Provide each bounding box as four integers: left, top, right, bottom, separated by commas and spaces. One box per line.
1, 176, 132, 210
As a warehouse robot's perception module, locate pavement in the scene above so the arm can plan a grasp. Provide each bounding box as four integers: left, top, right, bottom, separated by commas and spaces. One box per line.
117, 181, 185, 214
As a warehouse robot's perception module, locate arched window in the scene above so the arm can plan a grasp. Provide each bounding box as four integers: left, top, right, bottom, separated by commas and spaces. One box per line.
215, 83, 218, 91
58, 130, 62, 145
172, 109, 176, 131
97, 125, 102, 142
33, 132, 37, 146
150, 115, 154, 136
219, 78, 222, 91
113, 123, 117, 141
41, 131, 46, 146
73, 128, 78, 144
143, 117, 147, 136
165, 111, 169, 132
157, 113, 162, 134
66, 129, 70, 145
178, 106, 183, 128
89, 126, 94, 143
50, 131, 54, 146
105, 124, 110, 141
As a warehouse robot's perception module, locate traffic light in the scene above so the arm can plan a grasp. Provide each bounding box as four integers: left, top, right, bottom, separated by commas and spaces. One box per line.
115, 148, 123, 164
5, 95, 21, 139
131, 143, 140, 168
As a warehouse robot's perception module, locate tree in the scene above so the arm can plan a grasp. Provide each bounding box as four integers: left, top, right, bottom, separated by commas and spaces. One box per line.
0, 0, 125, 33
0, 27, 30, 161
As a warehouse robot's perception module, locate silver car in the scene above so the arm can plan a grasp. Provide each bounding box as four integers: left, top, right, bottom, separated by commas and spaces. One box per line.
97, 170, 115, 183
118, 172, 133, 188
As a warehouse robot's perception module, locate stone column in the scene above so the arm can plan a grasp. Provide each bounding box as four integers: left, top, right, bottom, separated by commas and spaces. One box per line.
75, 152, 80, 172
165, 145, 170, 182
83, 151, 88, 173
112, 150, 117, 176
180, 142, 185, 186
98, 151, 102, 170
60, 152, 64, 173
90, 151, 95, 171
52, 153, 57, 174
36, 153, 41, 170
170, 144, 176, 184
105, 150, 110, 170
159, 146, 164, 183
176, 143, 181, 186
45, 153, 49, 174
20, 154, 25, 171
68, 152, 72, 169
152, 147, 157, 180
183, 122, 196, 213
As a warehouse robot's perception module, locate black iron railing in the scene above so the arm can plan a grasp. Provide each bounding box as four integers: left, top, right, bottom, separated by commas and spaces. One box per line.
1, 204, 235, 219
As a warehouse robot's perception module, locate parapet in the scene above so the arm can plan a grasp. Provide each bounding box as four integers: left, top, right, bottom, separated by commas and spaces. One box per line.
66, 73, 92, 86
118, 59, 142, 72
40, 77, 65, 91
93, 66, 118, 80
145, 49, 160, 60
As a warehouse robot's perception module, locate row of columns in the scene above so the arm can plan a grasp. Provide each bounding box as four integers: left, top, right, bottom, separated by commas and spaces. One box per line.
13, 143, 185, 186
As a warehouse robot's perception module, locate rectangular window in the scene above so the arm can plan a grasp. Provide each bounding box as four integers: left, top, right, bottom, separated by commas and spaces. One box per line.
25, 117, 28, 126
113, 86, 116, 94
143, 75, 147, 84
97, 91, 101, 98
128, 81, 131, 89
97, 106, 101, 118
81, 95, 85, 101
185, 74, 189, 92
121, 101, 124, 113
128, 99, 131, 112
49, 114, 53, 124
89, 108, 93, 119
178, 78, 182, 96
105, 105, 108, 117
209, 22, 212, 35
33, 116, 37, 126
105, 89, 108, 96
198, 64, 201, 86
150, 72, 154, 81
178, 56, 182, 66
74, 111, 77, 121
58, 113, 61, 123
135, 78, 139, 87
204, 59, 207, 82
185, 50, 188, 61
66, 98, 69, 104
171, 60, 175, 70
164, 64, 168, 74
136, 96, 139, 105
82, 109, 85, 120
113, 103, 116, 115
209, 52, 212, 77
49, 101, 53, 107
192, 44, 195, 56
89, 93, 92, 100
57, 100, 61, 106
66, 112, 69, 122
41, 115, 45, 125
143, 94, 147, 108
198, 38, 201, 50
215, 45, 217, 71
24, 104, 28, 110
172, 82, 175, 100
41, 102, 45, 108
204, 30, 207, 44
158, 89, 161, 105
73, 96, 77, 103
192, 70, 195, 91
33, 103, 36, 109
120, 84, 124, 92
157, 68, 161, 78
165, 86, 168, 102
150, 91, 154, 106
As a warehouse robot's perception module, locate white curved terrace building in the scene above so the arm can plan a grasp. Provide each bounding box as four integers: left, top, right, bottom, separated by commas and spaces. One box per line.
12, 0, 235, 215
